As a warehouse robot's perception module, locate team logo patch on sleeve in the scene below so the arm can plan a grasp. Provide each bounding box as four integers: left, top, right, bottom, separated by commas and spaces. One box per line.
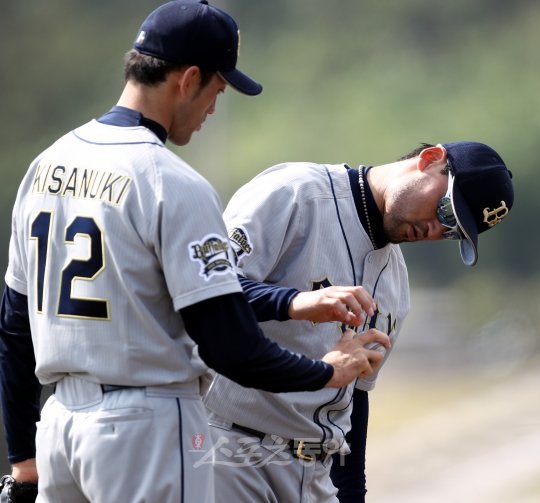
189, 234, 234, 280
228, 226, 253, 258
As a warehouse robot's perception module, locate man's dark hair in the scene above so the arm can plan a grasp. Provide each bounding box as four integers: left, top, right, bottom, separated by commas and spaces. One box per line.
124, 49, 215, 88
398, 143, 435, 161
399, 143, 450, 174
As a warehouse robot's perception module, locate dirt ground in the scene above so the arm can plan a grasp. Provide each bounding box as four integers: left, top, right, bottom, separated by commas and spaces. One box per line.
365, 359, 540, 503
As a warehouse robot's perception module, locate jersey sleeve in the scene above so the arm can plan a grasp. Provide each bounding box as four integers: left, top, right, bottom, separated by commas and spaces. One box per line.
4, 162, 37, 295
154, 160, 242, 311
224, 164, 307, 284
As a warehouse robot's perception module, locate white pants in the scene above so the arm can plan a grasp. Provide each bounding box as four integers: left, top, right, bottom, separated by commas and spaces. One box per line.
36, 376, 214, 503
209, 424, 339, 503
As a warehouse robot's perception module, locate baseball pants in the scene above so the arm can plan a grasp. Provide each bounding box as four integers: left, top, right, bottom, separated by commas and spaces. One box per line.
208, 423, 339, 503
36, 376, 213, 503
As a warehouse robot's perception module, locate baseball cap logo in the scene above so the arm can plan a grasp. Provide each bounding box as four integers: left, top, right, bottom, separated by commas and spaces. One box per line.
136, 31, 146, 44
483, 201, 509, 227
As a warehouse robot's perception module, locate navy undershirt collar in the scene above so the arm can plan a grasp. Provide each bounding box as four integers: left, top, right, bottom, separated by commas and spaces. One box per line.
346, 165, 389, 249
98, 106, 168, 143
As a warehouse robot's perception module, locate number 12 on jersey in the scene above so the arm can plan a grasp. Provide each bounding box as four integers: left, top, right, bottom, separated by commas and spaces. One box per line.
30, 211, 110, 320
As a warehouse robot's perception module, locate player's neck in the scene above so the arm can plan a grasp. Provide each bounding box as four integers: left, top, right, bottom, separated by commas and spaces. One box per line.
116, 82, 172, 134
364, 164, 385, 215
367, 160, 413, 215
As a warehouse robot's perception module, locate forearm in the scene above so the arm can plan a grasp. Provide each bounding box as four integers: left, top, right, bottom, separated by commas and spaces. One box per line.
0, 287, 42, 464
181, 293, 333, 392
238, 275, 298, 322
240, 276, 376, 327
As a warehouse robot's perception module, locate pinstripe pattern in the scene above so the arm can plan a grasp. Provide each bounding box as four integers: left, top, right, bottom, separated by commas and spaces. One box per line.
205, 162, 410, 448
177, 398, 184, 503
6, 119, 242, 388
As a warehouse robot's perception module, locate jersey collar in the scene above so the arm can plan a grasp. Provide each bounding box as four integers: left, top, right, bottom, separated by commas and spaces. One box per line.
346, 165, 389, 249
98, 106, 168, 143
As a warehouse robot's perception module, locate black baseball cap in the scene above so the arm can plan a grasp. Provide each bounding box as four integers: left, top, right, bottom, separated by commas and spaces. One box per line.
443, 141, 514, 266
133, 0, 262, 96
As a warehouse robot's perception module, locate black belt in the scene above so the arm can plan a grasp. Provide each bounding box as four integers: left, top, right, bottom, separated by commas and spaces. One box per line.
100, 384, 144, 393
231, 423, 330, 462
53, 383, 144, 394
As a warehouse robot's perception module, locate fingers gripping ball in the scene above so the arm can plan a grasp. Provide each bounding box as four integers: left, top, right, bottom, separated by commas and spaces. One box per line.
0, 476, 37, 503
364, 341, 387, 356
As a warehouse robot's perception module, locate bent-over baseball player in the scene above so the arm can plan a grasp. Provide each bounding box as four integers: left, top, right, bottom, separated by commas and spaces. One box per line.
204, 141, 514, 502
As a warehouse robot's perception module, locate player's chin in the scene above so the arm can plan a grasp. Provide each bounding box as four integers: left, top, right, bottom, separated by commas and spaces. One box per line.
381, 221, 406, 244
392, 224, 420, 243
384, 228, 407, 244
169, 133, 192, 147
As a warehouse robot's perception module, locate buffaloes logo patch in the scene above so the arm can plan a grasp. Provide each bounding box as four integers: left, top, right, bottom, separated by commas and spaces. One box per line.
228, 226, 253, 259
189, 234, 234, 280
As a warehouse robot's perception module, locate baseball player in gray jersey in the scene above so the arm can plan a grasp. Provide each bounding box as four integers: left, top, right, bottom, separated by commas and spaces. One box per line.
204, 141, 514, 502
0, 2, 391, 502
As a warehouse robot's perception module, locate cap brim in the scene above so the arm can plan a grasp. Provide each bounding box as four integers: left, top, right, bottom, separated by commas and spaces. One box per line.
451, 183, 479, 266
218, 69, 262, 96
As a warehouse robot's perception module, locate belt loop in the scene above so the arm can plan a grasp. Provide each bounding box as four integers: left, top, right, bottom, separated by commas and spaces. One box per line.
100, 384, 145, 393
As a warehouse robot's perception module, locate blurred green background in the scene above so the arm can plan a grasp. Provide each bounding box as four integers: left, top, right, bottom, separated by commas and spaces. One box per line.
1, 1, 539, 501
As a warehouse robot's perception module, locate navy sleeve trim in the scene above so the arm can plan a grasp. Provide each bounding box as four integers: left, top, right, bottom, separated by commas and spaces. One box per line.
238, 276, 299, 322
0, 286, 42, 463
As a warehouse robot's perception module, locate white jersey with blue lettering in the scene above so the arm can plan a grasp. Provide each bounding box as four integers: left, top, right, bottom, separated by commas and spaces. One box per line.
205, 162, 410, 448
5, 119, 241, 387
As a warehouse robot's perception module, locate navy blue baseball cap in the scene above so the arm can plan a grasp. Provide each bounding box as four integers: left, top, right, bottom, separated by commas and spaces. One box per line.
133, 0, 262, 96
443, 141, 514, 266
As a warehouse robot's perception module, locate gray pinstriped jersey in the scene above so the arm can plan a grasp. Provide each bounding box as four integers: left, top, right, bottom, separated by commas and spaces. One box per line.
5, 120, 241, 387
204, 162, 410, 447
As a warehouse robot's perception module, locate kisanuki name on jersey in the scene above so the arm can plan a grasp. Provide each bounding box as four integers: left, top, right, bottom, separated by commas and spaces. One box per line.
31, 163, 132, 206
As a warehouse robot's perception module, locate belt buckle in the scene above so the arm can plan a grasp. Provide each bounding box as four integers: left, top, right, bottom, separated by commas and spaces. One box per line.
295, 440, 317, 462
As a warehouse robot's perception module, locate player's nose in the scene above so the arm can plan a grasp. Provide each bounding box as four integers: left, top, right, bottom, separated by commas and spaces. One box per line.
207, 97, 218, 115
430, 219, 449, 240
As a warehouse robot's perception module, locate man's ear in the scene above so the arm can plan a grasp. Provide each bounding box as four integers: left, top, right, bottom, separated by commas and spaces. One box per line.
417, 145, 446, 172
177, 66, 201, 98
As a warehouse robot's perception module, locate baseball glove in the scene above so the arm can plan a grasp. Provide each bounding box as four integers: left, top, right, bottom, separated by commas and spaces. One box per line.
0, 475, 37, 503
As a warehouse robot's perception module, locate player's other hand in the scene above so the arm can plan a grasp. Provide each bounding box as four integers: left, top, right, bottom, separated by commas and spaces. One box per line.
322, 328, 390, 388
0, 459, 38, 503
9, 459, 37, 484
288, 286, 376, 326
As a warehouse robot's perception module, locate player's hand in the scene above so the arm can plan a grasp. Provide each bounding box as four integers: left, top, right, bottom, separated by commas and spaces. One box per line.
288, 286, 376, 326
322, 328, 390, 388
0, 459, 38, 503
9, 460, 37, 485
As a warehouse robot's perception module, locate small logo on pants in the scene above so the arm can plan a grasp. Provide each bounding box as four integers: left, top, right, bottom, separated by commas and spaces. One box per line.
192, 433, 205, 450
